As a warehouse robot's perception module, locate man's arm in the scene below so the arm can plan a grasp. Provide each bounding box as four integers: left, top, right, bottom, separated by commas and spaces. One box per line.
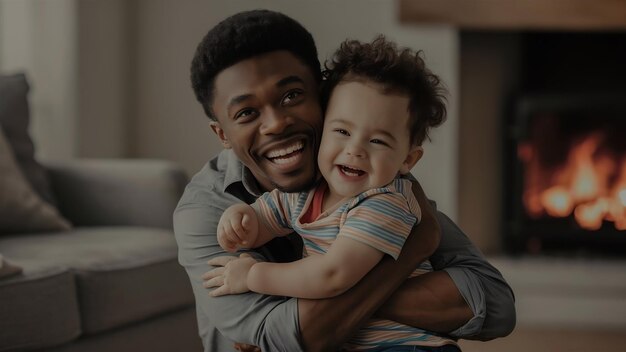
431, 210, 516, 340
296, 180, 441, 352
174, 199, 302, 351
375, 204, 517, 340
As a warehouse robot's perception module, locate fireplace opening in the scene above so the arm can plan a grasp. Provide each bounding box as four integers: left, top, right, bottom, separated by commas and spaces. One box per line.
501, 32, 626, 256
505, 94, 626, 256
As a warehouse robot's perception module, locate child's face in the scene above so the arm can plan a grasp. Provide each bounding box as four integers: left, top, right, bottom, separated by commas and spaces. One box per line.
318, 80, 422, 199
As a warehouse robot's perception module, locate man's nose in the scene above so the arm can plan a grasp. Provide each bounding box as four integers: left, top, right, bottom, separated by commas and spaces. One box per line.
259, 108, 291, 135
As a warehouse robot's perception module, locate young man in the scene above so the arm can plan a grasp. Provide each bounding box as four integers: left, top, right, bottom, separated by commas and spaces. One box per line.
174, 9, 515, 352
206, 36, 465, 351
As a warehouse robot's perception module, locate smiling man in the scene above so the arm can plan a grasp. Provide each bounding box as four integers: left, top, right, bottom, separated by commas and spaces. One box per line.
209, 50, 322, 193
174, 9, 515, 352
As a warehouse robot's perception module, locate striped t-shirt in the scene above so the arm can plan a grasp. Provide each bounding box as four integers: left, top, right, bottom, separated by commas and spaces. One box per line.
252, 178, 457, 350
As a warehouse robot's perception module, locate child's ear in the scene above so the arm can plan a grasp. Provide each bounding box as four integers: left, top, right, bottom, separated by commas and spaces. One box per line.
209, 121, 231, 149
400, 145, 423, 174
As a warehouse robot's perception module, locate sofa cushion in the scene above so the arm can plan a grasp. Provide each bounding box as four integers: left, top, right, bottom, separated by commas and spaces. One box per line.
0, 73, 57, 205
0, 227, 194, 334
0, 127, 72, 234
0, 260, 81, 351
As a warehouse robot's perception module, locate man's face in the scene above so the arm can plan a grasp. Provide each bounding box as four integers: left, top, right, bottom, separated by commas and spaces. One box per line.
210, 51, 323, 192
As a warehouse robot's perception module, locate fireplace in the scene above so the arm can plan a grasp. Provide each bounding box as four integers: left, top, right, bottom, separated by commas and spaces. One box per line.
502, 33, 626, 256
504, 93, 626, 255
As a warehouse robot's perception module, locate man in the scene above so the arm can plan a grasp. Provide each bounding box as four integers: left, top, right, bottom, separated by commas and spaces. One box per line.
174, 9, 515, 352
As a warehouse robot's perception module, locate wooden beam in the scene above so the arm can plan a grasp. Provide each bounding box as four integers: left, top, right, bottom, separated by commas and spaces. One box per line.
399, 0, 626, 30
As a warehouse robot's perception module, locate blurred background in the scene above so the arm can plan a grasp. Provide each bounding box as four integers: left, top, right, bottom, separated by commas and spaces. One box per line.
1, 0, 625, 351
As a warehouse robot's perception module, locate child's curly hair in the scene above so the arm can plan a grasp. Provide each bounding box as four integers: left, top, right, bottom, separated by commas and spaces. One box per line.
322, 35, 447, 145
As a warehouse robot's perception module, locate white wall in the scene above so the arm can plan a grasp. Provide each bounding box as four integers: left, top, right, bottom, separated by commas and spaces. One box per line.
76, 0, 131, 158
132, 0, 460, 218
0, 0, 78, 161
1, 0, 460, 218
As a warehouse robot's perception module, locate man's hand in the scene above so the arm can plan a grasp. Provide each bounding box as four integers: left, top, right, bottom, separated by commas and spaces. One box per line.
217, 204, 259, 252
204, 253, 258, 296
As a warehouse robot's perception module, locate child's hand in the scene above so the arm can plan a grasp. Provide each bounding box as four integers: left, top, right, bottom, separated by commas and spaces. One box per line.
204, 253, 257, 296
217, 204, 259, 252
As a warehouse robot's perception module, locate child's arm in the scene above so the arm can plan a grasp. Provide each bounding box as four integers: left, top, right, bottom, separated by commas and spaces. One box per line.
208, 191, 418, 299
217, 203, 277, 252
205, 237, 383, 298
248, 235, 385, 298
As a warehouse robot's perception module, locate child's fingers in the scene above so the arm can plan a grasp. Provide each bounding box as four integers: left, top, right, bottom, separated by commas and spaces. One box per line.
206, 256, 235, 267
202, 266, 225, 280
218, 226, 238, 252
209, 285, 229, 297
241, 213, 252, 230
227, 226, 244, 249
229, 216, 249, 245
203, 275, 224, 288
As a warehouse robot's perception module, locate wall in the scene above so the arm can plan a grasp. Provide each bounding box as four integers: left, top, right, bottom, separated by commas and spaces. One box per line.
0, 0, 78, 160
132, 0, 461, 218
76, 0, 132, 158
458, 33, 522, 252
1, 0, 461, 219
0, 0, 131, 160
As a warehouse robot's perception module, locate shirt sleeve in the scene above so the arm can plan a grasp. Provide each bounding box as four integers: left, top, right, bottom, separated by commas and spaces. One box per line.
340, 191, 418, 260
431, 208, 516, 340
251, 188, 296, 237
173, 188, 303, 351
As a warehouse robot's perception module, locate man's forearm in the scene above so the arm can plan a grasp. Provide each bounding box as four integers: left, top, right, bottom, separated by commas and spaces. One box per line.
376, 270, 474, 333
297, 181, 440, 352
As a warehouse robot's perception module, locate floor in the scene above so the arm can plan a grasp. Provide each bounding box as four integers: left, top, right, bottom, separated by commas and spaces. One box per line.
459, 256, 626, 352
459, 327, 626, 352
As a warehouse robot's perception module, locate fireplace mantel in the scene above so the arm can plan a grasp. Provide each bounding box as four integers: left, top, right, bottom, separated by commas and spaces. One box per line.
399, 0, 626, 31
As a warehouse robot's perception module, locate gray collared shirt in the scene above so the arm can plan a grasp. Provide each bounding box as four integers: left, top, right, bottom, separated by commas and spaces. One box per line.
174, 149, 515, 351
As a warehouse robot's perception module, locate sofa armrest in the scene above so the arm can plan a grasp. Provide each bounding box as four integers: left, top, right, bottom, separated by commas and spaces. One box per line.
47, 159, 188, 229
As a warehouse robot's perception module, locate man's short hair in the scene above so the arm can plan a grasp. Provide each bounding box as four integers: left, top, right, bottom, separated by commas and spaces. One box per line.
191, 10, 321, 120
321, 35, 447, 146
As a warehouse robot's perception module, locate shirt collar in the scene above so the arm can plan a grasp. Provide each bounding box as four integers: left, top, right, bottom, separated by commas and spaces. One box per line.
222, 149, 264, 197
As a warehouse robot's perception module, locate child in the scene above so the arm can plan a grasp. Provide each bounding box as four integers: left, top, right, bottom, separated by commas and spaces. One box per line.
206, 36, 454, 350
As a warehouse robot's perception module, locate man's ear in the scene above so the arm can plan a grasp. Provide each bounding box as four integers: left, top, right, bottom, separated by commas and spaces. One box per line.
400, 145, 423, 174
209, 121, 231, 149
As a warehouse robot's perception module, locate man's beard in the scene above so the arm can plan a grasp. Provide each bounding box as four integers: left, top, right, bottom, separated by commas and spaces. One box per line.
271, 170, 319, 193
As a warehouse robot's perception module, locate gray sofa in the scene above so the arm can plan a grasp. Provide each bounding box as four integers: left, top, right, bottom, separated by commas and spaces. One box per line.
0, 73, 202, 351
0, 159, 202, 352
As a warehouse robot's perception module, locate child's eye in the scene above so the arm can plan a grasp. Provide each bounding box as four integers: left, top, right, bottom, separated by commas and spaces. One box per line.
334, 129, 349, 136
370, 139, 389, 146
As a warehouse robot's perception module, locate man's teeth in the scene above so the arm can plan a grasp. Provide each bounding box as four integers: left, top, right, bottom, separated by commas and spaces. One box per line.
273, 155, 300, 165
266, 141, 304, 159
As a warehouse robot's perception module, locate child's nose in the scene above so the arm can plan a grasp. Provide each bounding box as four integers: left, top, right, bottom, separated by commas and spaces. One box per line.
346, 144, 366, 158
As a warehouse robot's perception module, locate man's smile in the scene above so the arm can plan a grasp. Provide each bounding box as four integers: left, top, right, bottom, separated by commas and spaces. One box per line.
264, 140, 304, 163
257, 137, 310, 172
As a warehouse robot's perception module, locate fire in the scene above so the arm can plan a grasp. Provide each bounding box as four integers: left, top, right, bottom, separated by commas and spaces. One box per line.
521, 133, 626, 231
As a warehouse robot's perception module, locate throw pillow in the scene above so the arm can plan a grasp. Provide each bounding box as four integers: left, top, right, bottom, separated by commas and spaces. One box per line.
0, 127, 71, 234
0, 254, 22, 279
0, 73, 57, 205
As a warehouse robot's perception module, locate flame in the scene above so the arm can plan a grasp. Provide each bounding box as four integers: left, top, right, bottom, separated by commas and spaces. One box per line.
522, 133, 625, 231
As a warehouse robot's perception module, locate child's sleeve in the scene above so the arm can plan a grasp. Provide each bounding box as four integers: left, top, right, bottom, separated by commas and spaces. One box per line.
339, 189, 419, 260
251, 189, 295, 237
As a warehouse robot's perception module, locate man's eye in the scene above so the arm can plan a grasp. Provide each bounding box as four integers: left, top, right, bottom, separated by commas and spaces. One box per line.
334, 129, 349, 136
234, 109, 257, 121
282, 90, 303, 105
